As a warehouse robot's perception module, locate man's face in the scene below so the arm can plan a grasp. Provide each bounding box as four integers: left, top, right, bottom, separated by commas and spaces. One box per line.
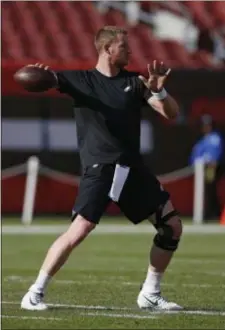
108, 34, 131, 68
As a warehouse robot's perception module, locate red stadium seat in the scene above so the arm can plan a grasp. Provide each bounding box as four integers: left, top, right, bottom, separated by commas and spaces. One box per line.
162, 40, 195, 68
191, 50, 215, 68
2, 5, 26, 60
140, 1, 153, 13
182, 1, 214, 29
207, 1, 225, 28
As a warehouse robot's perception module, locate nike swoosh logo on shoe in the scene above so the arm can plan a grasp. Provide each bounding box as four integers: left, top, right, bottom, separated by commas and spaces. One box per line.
29, 293, 43, 306
143, 295, 159, 306
29, 297, 38, 306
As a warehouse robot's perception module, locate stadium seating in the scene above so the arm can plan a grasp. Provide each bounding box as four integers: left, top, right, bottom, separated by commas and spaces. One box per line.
210, 1, 225, 28
2, 1, 224, 68
182, 1, 214, 30
183, 1, 225, 29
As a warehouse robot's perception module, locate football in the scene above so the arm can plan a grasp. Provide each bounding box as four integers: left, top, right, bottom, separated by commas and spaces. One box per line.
14, 66, 56, 92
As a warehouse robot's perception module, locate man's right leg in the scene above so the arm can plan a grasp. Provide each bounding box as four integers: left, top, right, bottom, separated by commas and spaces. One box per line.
21, 164, 114, 310
21, 215, 96, 310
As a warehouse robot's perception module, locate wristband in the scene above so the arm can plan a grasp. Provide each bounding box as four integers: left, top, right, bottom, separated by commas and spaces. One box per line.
151, 88, 167, 100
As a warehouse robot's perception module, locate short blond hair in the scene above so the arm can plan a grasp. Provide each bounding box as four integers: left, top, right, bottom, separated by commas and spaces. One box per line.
95, 26, 127, 53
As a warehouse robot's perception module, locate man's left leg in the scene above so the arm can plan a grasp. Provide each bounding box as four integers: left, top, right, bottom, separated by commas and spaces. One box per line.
115, 164, 183, 310
137, 200, 183, 310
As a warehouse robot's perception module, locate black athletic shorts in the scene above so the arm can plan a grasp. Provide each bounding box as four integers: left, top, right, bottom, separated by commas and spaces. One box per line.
72, 163, 170, 224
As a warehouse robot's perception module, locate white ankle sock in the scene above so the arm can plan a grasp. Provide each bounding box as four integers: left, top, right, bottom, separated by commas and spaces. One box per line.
32, 270, 51, 293
142, 269, 162, 294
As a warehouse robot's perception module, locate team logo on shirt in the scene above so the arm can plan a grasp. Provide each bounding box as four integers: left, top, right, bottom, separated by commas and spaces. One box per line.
124, 86, 132, 92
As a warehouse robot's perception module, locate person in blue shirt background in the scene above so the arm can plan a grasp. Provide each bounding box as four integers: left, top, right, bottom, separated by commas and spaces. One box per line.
190, 114, 224, 219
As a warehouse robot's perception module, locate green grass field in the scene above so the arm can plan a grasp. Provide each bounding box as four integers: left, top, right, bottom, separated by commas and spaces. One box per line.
2, 217, 225, 329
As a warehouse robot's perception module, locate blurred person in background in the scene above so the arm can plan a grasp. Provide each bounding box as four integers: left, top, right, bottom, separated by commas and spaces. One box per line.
197, 28, 214, 54
190, 114, 224, 220
197, 28, 225, 65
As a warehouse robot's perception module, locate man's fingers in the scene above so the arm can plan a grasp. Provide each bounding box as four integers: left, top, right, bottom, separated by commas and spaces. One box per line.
27, 63, 49, 70
153, 60, 157, 72
148, 62, 155, 76
151, 60, 171, 76
34, 63, 47, 68
159, 61, 166, 75
152, 60, 166, 74
138, 75, 148, 84
159, 61, 171, 76
165, 68, 171, 76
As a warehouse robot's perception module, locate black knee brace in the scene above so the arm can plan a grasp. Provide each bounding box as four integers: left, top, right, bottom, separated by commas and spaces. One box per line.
153, 209, 180, 251
153, 225, 180, 251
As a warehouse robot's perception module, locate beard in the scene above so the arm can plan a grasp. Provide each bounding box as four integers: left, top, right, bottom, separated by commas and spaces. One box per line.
114, 58, 129, 69
110, 52, 129, 68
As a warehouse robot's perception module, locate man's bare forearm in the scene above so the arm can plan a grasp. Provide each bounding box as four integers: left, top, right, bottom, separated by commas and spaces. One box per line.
148, 94, 179, 119
160, 94, 179, 119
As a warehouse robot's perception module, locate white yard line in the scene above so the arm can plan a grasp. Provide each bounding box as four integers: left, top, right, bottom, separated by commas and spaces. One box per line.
2, 312, 156, 320
201, 271, 225, 277
174, 258, 224, 264
2, 224, 225, 235
2, 315, 62, 320
153, 310, 225, 316
4, 275, 225, 287
80, 312, 157, 319
2, 301, 136, 312
2, 301, 225, 316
